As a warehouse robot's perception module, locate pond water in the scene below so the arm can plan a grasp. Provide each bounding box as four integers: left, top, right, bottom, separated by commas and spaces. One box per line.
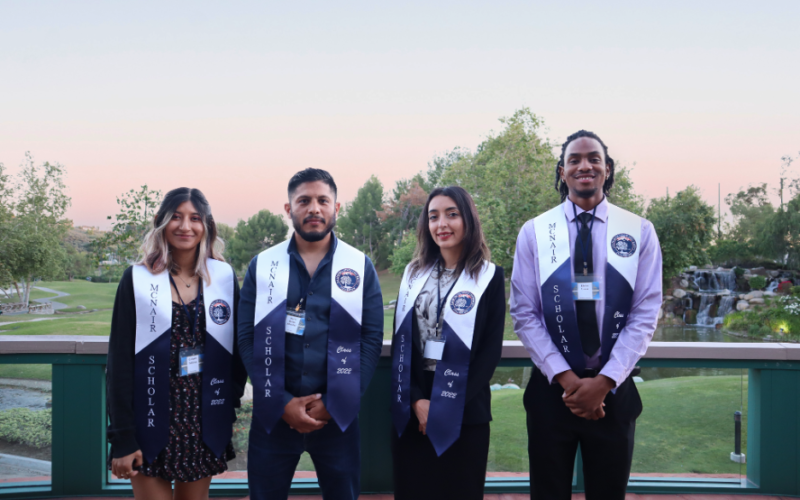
0, 386, 50, 411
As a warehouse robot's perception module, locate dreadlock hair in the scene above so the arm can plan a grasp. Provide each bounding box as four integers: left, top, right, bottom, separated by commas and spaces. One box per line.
554, 130, 615, 202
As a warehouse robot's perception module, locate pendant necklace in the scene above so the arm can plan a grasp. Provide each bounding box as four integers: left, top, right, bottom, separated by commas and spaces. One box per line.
174, 273, 195, 288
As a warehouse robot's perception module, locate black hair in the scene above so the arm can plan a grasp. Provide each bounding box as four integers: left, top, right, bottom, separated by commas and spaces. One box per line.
554, 130, 615, 202
287, 168, 338, 200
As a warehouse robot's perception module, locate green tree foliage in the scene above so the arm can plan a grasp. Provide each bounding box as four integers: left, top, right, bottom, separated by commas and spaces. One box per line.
2, 153, 72, 305
62, 244, 94, 281
646, 186, 716, 286
439, 108, 559, 272
607, 164, 645, 215
389, 232, 418, 275
337, 175, 392, 269
379, 181, 428, 247
0, 162, 14, 289
227, 210, 288, 273
93, 185, 163, 277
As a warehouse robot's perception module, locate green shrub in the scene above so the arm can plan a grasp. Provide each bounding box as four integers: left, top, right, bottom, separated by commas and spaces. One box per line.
733, 267, 745, 278
792, 286, 800, 296
749, 275, 767, 290
0, 408, 51, 448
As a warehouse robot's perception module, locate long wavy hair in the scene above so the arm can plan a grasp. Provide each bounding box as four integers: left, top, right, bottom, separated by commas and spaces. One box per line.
409, 186, 491, 280
137, 188, 225, 283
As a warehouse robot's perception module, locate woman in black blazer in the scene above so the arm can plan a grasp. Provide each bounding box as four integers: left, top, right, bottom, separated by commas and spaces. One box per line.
390, 186, 505, 500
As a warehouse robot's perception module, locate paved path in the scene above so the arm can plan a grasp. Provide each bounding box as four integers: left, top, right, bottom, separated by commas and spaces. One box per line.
31, 287, 70, 311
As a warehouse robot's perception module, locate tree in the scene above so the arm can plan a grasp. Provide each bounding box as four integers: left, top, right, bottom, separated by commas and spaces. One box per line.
216, 222, 235, 262
389, 232, 418, 275
2, 153, 71, 305
378, 181, 428, 247
0, 162, 14, 290
440, 108, 560, 272
337, 176, 392, 269
62, 243, 94, 281
227, 210, 288, 273
93, 185, 163, 273
646, 186, 716, 286
607, 164, 645, 215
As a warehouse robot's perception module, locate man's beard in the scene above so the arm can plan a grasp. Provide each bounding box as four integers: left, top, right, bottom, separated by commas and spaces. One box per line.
291, 212, 336, 242
573, 186, 599, 199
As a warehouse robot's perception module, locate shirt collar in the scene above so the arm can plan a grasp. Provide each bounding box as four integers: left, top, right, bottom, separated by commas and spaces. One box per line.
563, 197, 609, 223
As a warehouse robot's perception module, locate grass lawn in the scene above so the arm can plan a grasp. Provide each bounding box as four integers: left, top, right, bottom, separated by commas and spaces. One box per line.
0, 364, 52, 381
0, 310, 112, 337
32, 280, 117, 311
486, 375, 747, 474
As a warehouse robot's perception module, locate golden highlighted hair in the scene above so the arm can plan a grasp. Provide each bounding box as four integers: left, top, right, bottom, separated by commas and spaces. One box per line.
137, 187, 225, 283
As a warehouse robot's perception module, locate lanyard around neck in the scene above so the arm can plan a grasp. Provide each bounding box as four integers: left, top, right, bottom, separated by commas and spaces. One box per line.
169, 275, 202, 347
572, 202, 598, 276
436, 261, 459, 333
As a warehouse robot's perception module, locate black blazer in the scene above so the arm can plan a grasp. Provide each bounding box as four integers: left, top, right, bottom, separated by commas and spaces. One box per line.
392, 265, 505, 426
105, 266, 248, 458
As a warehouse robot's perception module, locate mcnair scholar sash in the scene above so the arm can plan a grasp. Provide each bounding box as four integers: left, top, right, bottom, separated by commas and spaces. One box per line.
392, 260, 495, 456
532, 202, 642, 373
252, 238, 365, 433
132, 259, 236, 462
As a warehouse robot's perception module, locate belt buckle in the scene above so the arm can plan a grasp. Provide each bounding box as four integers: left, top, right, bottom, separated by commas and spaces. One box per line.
583, 368, 598, 378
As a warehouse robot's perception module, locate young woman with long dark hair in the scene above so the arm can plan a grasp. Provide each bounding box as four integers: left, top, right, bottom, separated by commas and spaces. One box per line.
390, 186, 505, 500
106, 188, 247, 500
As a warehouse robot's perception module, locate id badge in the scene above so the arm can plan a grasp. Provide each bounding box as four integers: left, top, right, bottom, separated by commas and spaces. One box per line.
423, 339, 445, 361
286, 309, 306, 336
572, 275, 600, 301
180, 347, 204, 376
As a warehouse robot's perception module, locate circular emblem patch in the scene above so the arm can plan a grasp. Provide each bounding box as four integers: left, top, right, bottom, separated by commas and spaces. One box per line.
611, 233, 637, 258
208, 299, 232, 325
450, 291, 476, 315
335, 268, 361, 292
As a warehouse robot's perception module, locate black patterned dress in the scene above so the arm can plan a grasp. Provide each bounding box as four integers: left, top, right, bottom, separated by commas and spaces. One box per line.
110, 297, 236, 482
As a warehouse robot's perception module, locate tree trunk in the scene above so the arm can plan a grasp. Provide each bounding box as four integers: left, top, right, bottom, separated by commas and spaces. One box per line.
14, 282, 21, 303
22, 275, 31, 308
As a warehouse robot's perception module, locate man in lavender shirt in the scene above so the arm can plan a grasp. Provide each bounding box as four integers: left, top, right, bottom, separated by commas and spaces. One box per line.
510, 130, 662, 499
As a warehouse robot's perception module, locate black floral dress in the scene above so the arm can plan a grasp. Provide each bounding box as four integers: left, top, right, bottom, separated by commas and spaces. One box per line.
110, 297, 235, 482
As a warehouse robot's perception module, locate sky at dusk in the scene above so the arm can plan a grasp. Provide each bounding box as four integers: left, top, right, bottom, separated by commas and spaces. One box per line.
1, 1, 799, 229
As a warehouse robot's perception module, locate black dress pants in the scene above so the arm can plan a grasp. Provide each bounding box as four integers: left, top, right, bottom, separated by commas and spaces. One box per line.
392, 412, 490, 500
524, 369, 642, 500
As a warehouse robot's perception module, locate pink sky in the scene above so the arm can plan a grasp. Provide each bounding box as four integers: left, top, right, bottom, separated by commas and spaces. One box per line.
1, 2, 798, 229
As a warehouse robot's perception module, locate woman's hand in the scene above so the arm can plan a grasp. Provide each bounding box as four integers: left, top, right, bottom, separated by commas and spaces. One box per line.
111, 450, 142, 480
412, 399, 430, 435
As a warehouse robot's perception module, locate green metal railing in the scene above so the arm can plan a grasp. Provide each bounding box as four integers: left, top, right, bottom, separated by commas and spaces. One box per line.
1, 337, 798, 498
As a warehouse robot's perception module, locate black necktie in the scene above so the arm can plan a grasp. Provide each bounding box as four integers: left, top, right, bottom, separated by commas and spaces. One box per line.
574, 212, 600, 357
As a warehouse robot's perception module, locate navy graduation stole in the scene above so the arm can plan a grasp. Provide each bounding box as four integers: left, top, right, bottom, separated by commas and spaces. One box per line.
132, 259, 235, 462
392, 260, 496, 456
252, 238, 365, 434
532, 202, 642, 372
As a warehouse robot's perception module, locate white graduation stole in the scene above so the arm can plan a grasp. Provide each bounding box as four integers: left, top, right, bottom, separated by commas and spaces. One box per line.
533, 202, 641, 372
132, 259, 236, 461
252, 237, 365, 433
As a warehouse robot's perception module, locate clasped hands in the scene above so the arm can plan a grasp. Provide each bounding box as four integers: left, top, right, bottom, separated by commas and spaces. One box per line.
555, 370, 615, 421
282, 394, 332, 433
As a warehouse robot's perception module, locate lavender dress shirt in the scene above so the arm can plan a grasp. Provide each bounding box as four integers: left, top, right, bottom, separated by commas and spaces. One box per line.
510, 198, 663, 387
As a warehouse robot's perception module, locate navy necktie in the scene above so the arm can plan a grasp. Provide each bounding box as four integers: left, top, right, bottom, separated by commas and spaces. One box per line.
574, 212, 600, 357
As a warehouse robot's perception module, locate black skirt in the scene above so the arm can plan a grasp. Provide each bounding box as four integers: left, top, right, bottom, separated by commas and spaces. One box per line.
391, 411, 490, 500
